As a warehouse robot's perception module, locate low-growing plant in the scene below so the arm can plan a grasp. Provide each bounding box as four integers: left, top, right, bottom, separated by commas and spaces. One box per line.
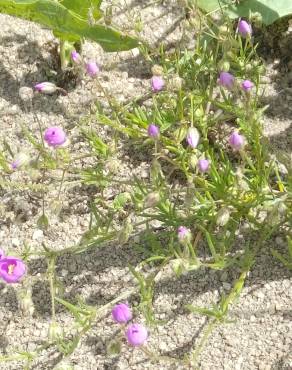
0, 3, 291, 369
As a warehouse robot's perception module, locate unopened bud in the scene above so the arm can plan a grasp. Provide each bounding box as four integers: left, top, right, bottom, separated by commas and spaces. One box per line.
144, 192, 160, 208
117, 218, 133, 245
18, 287, 34, 316
177, 226, 192, 245
167, 75, 183, 91
218, 60, 230, 72
151, 65, 164, 76
34, 82, 58, 94
216, 207, 231, 226
48, 321, 63, 342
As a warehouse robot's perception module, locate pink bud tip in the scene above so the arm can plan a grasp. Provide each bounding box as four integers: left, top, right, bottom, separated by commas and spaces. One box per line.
229, 131, 245, 151
241, 80, 254, 92
218, 72, 235, 89
86, 61, 100, 77
198, 159, 210, 173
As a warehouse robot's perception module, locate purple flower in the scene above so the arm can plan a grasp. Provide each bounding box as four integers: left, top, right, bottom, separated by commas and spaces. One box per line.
198, 159, 210, 173
126, 323, 148, 346
86, 61, 99, 77
44, 126, 67, 148
238, 19, 252, 38
0, 257, 26, 283
241, 80, 254, 92
71, 50, 82, 64
177, 226, 192, 245
34, 82, 57, 94
112, 303, 132, 323
218, 72, 235, 89
186, 127, 200, 149
229, 131, 245, 151
147, 124, 160, 138
151, 76, 165, 92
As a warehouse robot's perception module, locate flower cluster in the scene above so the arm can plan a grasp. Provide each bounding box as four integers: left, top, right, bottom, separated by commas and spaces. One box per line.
112, 303, 148, 347
0, 250, 26, 284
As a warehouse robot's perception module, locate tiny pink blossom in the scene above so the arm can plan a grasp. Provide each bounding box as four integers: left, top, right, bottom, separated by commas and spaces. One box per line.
229, 131, 245, 151
151, 76, 165, 92
86, 61, 99, 77
218, 72, 235, 89
198, 159, 210, 173
177, 226, 192, 244
147, 124, 160, 138
0, 257, 26, 283
241, 80, 254, 92
126, 323, 148, 346
112, 303, 132, 323
71, 50, 82, 64
238, 19, 252, 37
44, 126, 67, 148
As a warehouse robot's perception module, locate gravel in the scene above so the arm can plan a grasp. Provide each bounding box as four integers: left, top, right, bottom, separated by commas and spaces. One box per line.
0, 2, 291, 370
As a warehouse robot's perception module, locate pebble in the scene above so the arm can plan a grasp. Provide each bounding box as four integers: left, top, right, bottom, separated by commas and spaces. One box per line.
32, 229, 44, 240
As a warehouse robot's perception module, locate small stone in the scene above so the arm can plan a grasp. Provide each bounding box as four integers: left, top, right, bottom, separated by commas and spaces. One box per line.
11, 238, 20, 247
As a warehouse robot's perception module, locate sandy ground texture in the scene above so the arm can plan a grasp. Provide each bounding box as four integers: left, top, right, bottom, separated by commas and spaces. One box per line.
0, 1, 291, 370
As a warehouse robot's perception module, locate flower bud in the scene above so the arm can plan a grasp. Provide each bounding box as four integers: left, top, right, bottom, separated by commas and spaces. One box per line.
197, 158, 210, 173
126, 323, 148, 346
18, 287, 34, 316
151, 65, 164, 76
177, 226, 192, 245
218, 72, 235, 89
86, 61, 100, 77
112, 303, 132, 323
216, 207, 231, 226
34, 82, 57, 94
144, 192, 160, 208
71, 50, 82, 64
147, 124, 160, 138
48, 321, 63, 342
186, 127, 200, 149
10, 153, 30, 170
241, 80, 254, 92
167, 75, 183, 91
218, 60, 230, 72
151, 76, 165, 92
238, 19, 252, 38
117, 218, 133, 245
229, 131, 245, 151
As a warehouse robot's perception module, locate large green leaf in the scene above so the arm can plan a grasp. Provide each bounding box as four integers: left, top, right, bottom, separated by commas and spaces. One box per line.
197, 0, 292, 25
0, 0, 138, 51
60, 0, 103, 20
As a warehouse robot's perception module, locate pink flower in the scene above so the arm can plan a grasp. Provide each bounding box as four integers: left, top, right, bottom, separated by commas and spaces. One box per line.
229, 131, 245, 151
44, 126, 67, 148
177, 226, 192, 245
218, 72, 235, 89
151, 76, 165, 92
71, 51, 82, 64
126, 323, 148, 346
0, 257, 26, 283
86, 61, 100, 77
186, 127, 200, 149
241, 80, 254, 92
198, 159, 210, 173
112, 303, 132, 323
147, 124, 160, 138
238, 19, 252, 38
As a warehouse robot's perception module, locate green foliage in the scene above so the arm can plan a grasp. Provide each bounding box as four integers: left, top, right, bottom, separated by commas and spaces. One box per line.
0, 0, 138, 51
196, 0, 292, 25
